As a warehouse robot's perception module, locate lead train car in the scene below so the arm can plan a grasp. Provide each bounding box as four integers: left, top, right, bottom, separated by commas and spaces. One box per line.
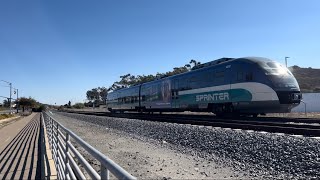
107, 57, 302, 116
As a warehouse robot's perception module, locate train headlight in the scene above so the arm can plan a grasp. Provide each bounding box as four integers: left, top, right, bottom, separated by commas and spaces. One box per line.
292, 93, 301, 100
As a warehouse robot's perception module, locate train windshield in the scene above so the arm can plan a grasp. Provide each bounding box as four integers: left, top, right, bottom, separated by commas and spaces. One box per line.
258, 61, 293, 76
258, 61, 299, 89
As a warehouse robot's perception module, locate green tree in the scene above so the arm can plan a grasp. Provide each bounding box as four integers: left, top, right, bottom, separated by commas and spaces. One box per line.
86, 88, 100, 101
86, 87, 111, 106
18, 97, 38, 112
184, 64, 191, 70
2, 99, 10, 107
165, 66, 189, 76
99, 87, 108, 104
135, 74, 156, 84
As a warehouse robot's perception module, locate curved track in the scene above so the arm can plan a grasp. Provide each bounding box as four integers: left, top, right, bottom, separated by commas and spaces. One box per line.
62, 110, 320, 137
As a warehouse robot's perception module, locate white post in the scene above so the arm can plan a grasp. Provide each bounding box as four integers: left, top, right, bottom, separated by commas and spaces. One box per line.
301, 100, 307, 117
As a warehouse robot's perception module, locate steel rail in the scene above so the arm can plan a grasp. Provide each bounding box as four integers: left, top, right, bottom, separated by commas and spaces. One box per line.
65, 110, 320, 124
62, 110, 320, 137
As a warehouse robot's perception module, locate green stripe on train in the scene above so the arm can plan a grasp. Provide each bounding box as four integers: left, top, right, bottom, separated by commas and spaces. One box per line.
178, 89, 252, 104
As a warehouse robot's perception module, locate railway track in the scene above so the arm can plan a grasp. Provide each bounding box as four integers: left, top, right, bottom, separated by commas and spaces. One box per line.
61, 110, 320, 137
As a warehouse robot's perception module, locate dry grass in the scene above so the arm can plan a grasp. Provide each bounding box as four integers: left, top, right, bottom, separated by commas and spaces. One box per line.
0, 113, 15, 121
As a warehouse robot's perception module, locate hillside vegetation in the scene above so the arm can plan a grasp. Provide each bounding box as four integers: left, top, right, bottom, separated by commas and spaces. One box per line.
290, 65, 320, 92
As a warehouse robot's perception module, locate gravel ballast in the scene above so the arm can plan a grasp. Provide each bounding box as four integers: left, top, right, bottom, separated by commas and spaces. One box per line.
52, 111, 320, 179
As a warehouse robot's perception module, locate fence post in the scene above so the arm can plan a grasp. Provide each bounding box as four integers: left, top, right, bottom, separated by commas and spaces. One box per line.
65, 133, 69, 177
101, 163, 109, 180
55, 122, 59, 179
50, 117, 53, 148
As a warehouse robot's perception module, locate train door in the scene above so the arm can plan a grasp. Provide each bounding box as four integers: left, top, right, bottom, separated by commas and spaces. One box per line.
230, 63, 238, 104
172, 79, 179, 109
117, 92, 121, 109
225, 64, 232, 90
138, 85, 141, 108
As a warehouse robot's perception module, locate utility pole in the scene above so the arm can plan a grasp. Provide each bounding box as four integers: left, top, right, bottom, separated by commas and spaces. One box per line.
285, 57, 290, 67
17, 89, 18, 113
1, 80, 12, 114
9, 82, 12, 114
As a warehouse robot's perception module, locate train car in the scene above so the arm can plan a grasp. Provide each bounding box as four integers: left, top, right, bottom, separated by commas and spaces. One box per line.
107, 57, 302, 116
107, 85, 140, 112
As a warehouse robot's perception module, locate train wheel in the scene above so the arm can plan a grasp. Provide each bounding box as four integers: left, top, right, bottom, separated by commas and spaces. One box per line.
139, 107, 146, 114
212, 104, 226, 118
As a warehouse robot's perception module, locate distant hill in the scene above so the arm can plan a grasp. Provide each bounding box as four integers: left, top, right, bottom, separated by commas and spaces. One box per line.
289, 65, 320, 93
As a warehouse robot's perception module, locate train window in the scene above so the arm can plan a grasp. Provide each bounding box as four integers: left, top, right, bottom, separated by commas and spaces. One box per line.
245, 72, 253, 81
214, 71, 225, 83
204, 72, 212, 82
189, 76, 197, 82
142, 95, 146, 101
237, 71, 244, 81
179, 78, 188, 90
163, 83, 170, 101
152, 85, 156, 94
215, 71, 224, 77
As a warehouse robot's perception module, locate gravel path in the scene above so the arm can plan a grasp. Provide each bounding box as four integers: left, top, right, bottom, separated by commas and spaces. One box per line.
51, 111, 320, 179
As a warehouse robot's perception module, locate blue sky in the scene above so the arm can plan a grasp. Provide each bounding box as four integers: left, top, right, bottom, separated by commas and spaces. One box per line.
0, 0, 319, 105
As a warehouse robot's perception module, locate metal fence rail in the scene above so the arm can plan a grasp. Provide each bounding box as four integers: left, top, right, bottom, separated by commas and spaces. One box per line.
42, 112, 136, 180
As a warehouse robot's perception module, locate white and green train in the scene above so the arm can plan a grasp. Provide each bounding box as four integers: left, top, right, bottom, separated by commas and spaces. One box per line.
107, 57, 302, 116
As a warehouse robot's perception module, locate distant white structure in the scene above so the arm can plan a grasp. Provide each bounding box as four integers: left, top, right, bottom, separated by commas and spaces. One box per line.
292, 93, 320, 112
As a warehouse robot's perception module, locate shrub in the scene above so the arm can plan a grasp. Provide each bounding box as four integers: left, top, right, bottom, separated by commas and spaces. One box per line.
73, 103, 85, 109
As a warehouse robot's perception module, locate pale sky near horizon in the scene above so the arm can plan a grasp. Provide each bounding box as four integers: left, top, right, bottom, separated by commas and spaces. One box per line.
0, 0, 319, 105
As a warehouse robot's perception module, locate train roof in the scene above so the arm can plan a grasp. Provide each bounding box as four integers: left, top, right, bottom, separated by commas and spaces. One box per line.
108, 56, 277, 95
239, 57, 274, 63
191, 56, 275, 70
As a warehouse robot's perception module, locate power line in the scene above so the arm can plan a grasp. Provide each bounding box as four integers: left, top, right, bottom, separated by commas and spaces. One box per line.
0, 85, 10, 87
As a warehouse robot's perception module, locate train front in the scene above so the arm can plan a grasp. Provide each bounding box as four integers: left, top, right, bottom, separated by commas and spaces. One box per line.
258, 60, 302, 112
